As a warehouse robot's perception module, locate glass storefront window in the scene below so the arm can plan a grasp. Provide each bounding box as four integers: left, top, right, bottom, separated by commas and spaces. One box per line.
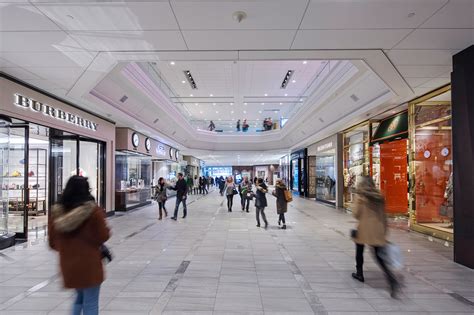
115, 152, 152, 211
316, 154, 336, 204
410, 87, 452, 234
343, 125, 370, 207
292, 160, 298, 192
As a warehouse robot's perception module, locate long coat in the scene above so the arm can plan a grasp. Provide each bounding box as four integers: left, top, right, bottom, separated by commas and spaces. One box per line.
255, 183, 268, 208
49, 201, 110, 289
352, 193, 387, 246
272, 183, 288, 214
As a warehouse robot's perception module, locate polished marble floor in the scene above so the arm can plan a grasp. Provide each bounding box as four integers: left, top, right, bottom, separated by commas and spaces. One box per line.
1, 189, 473, 314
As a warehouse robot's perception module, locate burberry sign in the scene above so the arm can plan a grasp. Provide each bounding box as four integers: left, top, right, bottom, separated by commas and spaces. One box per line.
14, 93, 98, 131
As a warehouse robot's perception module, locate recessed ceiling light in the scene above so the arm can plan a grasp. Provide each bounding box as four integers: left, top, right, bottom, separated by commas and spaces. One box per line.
280, 102, 283, 105
258, 110, 262, 114
303, 60, 307, 64
284, 93, 288, 96
264, 93, 268, 97
190, 94, 193, 97
216, 111, 219, 113
218, 118, 221, 121
230, 102, 234, 105
199, 111, 203, 114
299, 98, 303, 101
274, 110, 278, 113
244, 103, 247, 105
213, 103, 216, 106
231, 110, 234, 114
292, 80, 296, 83
181, 80, 186, 84
195, 103, 198, 106
261, 103, 264, 105
210, 94, 213, 97
170, 61, 175, 65
243, 110, 247, 114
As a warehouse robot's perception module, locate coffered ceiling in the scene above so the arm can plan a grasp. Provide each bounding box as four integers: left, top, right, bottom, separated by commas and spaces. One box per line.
0, 0, 472, 164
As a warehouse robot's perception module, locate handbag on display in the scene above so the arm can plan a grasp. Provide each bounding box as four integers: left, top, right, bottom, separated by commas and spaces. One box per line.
283, 189, 293, 203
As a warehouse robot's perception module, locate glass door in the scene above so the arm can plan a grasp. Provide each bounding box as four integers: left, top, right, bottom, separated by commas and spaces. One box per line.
0, 118, 28, 239
79, 139, 105, 209
50, 132, 78, 206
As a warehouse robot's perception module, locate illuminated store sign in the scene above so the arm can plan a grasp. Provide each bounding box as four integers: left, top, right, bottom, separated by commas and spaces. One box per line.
14, 93, 98, 131
156, 144, 166, 156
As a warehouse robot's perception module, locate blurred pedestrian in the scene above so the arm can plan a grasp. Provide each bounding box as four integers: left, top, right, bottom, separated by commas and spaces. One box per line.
170, 173, 188, 220
155, 177, 169, 220
272, 178, 288, 229
49, 176, 110, 315
239, 176, 252, 213
208, 120, 215, 131
351, 176, 400, 298
255, 178, 268, 228
236, 119, 241, 132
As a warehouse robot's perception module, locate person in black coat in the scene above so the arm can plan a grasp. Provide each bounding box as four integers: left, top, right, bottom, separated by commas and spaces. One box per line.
170, 173, 188, 220
255, 178, 268, 228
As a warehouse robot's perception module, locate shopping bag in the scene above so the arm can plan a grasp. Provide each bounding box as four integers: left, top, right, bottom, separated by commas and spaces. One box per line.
283, 189, 293, 203
383, 242, 404, 270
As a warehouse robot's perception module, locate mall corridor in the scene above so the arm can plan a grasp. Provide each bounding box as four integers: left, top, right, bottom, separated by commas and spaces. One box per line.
0, 190, 473, 314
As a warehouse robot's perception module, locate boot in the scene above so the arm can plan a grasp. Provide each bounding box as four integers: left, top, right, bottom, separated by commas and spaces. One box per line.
352, 268, 364, 282
281, 224, 286, 229
390, 280, 401, 299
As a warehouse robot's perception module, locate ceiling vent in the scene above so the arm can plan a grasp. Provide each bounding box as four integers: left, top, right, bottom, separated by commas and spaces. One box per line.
280, 70, 294, 89
184, 70, 197, 89
350, 94, 360, 102
119, 95, 128, 103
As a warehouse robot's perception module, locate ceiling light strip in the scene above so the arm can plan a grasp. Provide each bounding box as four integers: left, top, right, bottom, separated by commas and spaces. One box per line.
280, 70, 295, 89
184, 70, 197, 89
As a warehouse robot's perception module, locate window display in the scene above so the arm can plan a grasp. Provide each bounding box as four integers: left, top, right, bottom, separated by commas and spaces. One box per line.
115, 152, 152, 211
316, 155, 336, 204
292, 160, 298, 192
343, 125, 370, 207
410, 87, 453, 235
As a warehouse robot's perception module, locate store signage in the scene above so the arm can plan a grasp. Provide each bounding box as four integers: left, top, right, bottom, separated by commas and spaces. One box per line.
14, 93, 98, 131
317, 142, 333, 152
156, 144, 166, 156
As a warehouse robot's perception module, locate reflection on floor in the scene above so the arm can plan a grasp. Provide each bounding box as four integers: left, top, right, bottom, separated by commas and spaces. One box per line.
0, 190, 473, 314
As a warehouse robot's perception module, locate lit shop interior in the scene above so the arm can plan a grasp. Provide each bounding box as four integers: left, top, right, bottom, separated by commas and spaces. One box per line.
1, 118, 105, 241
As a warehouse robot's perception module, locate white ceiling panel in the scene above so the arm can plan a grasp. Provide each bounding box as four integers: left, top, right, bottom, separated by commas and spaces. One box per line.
421, 0, 474, 28
292, 29, 411, 49
21, 78, 63, 91
0, 31, 85, 52
0, 3, 60, 31
22, 66, 84, 80
301, 0, 447, 30
0, 57, 17, 67
405, 77, 432, 87
182, 30, 296, 50
395, 28, 474, 49
397, 65, 451, 78
418, 77, 450, 88
171, 0, 307, 30
1, 51, 96, 68
1, 67, 42, 81
69, 30, 187, 51
35, 2, 179, 31
387, 49, 456, 66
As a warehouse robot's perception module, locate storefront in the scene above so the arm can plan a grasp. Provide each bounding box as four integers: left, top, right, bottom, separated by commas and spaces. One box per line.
0, 77, 115, 247
203, 166, 232, 179
279, 155, 290, 188
371, 111, 409, 215
183, 155, 201, 179
151, 143, 183, 198
290, 149, 308, 197
308, 134, 343, 207
343, 123, 370, 208
408, 85, 453, 241
232, 166, 253, 184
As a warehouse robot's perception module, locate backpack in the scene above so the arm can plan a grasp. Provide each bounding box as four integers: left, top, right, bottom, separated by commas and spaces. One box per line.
283, 189, 293, 203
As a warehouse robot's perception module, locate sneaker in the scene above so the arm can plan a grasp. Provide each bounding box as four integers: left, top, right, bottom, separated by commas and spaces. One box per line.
351, 272, 364, 283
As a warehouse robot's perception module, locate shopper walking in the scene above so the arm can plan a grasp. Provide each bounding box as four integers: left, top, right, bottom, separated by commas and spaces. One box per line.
155, 177, 169, 220
255, 178, 269, 228
219, 176, 225, 196
208, 120, 216, 131
236, 119, 241, 132
187, 176, 194, 195
272, 179, 288, 229
351, 176, 400, 298
225, 176, 236, 212
239, 176, 252, 212
170, 173, 188, 220
49, 176, 110, 315
193, 175, 199, 195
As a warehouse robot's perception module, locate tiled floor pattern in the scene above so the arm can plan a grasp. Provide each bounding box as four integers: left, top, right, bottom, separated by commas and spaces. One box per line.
1, 188, 474, 314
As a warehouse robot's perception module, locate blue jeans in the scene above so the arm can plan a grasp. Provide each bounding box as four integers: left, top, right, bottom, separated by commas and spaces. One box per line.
73, 285, 100, 315
174, 197, 187, 218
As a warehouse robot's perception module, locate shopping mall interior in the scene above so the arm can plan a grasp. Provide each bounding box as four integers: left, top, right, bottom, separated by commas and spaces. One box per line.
1, 0, 474, 313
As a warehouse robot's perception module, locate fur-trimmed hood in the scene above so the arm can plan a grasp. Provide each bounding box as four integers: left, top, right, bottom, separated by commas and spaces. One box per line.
275, 182, 287, 190
51, 201, 96, 233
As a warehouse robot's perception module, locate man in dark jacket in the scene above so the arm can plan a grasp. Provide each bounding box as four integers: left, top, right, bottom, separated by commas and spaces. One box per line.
171, 173, 188, 220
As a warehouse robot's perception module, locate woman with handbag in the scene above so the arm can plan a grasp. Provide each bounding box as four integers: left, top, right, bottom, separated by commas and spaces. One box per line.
272, 179, 288, 229
225, 176, 237, 212
49, 176, 110, 315
156, 177, 169, 220
255, 178, 269, 228
351, 176, 400, 298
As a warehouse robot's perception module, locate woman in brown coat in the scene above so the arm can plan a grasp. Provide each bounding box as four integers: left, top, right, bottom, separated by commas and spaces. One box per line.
351, 176, 399, 298
49, 176, 110, 315
272, 179, 288, 229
